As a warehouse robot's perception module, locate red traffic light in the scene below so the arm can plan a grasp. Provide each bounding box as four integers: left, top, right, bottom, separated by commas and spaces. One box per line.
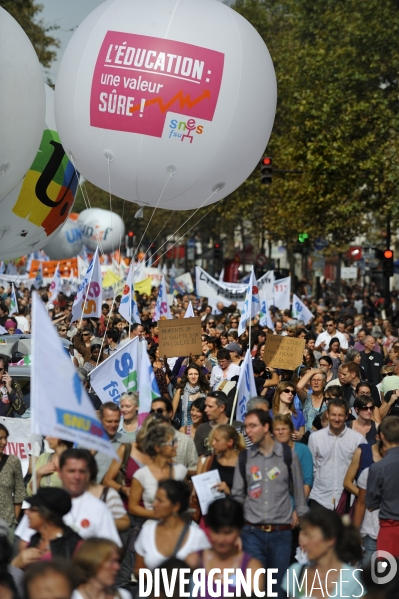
128, 231, 134, 237
384, 249, 393, 259
262, 157, 272, 166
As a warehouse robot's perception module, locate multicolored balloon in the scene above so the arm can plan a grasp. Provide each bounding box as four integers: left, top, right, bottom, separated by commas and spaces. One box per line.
0, 86, 79, 261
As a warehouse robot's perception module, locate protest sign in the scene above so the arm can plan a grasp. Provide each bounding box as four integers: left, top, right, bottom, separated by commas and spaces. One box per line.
158, 317, 202, 358
263, 335, 305, 370
1, 417, 32, 476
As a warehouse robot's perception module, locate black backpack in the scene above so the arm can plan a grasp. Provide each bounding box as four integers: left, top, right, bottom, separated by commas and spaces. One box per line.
238, 443, 294, 496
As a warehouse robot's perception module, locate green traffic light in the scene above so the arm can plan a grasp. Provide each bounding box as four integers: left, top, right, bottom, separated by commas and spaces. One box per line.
298, 233, 309, 243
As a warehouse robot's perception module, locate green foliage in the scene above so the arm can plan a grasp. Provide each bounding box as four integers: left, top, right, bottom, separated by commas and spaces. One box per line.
0, 0, 59, 68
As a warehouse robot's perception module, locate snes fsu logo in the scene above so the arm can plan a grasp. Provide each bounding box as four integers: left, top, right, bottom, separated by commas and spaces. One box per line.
168, 117, 204, 143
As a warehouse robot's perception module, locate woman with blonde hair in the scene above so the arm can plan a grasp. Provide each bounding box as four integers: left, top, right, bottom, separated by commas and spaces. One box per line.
118, 392, 139, 441
296, 368, 328, 432
271, 382, 305, 441
72, 537, 130, 599
197, 424, 245, 495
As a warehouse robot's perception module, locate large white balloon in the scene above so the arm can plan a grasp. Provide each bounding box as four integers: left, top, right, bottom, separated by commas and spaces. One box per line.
43, 213, 83, 260
0, 7, 46, 201
0, 86, 79, 261
78, 208, 125, 254
55, 0, 276, 210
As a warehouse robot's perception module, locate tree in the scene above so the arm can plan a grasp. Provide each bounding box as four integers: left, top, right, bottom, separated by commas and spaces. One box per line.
0, 0, 59, 68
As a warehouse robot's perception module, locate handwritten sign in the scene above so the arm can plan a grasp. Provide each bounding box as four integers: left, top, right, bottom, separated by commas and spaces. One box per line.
158, 317, 202, 358
263, 336, 305, 370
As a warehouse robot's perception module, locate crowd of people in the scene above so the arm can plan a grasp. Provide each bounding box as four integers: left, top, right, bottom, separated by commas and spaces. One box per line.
0, 280, 399, 598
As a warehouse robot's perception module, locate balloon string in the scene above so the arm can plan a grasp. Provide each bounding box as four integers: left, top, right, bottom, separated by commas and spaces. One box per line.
132, 209, 176, 271
133, 172, 173, 262
118, 199, 126, 265
69, 156, 106, 259
106, 158, 115, 258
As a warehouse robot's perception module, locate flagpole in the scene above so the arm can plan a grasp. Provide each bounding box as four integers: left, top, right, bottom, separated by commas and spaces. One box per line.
230, 387, 239, 425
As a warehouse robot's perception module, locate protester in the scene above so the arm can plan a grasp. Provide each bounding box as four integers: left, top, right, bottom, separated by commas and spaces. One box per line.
172, 363, 209, 426
72, 538, 130, 599
23, 560, 75, 599
134, 479, 210, 573
296, 368, 327, 431
194, 391, 242, 457
27, 437, 74, 495
0, 354, 26, 417
271, 381, 305, 440
118, 392, 139, 441
95, 402, 128, 483
0, 424, 25, 540
209, 348, 241, 391
179, 396, 208, 439
346, 395, 379, 444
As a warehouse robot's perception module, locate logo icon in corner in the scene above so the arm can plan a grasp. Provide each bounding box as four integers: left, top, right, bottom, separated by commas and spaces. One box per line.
371, 550, 397, 585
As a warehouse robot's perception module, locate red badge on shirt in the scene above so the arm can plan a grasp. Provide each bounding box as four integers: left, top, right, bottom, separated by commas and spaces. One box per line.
81, 519, 90, 528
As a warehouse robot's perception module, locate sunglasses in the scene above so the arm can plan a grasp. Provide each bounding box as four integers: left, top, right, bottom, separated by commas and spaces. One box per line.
82, 333, 90, 336
282, 389, 294, 395
360, 406, 374, 412
208, 322, 215, 325
150, 408, 166, 414
59, 329, 67, 332
162, 439, 177, 447
27, 506, 40, 512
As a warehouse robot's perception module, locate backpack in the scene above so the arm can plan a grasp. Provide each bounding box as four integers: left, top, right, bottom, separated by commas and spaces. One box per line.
238, 443, 294, 496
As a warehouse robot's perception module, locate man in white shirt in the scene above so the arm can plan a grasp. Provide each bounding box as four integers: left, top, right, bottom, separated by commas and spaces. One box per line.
315, 317, 348, 353
16, 448, 121, 546
308, 399, 366, 510
210, 348, 241, 390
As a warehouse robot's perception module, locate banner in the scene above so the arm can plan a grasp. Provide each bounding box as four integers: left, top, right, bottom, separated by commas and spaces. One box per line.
158, 317, 202, 358
259, 294, 274, 330
238, 267, 260, 335
9, 283, 18, 315
119, 263, 141, 325
153, 275, 172, 321
90, 337, 140, 404
31, 294, 117, 458
138, 348, 160, 426
174, 272, 194, 294
134, 277, 152, 296
48, 263, 61, 303
273, 276, 291, 310
292, 294, 314, 325
72, 247, 102, 322
1, 417, 33, 476
263, 336, 305, 370
195, 266, 274, 308
30, 258, 78, 279
235, 349, 257, 422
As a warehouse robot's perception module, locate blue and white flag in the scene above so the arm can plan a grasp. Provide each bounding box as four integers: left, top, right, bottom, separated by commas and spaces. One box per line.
9, 284, 18, 316
235, 349, 258, 422
153, 275, 172, 321
89, 337, 140, 405
259, 295, 274, 330
48, 263, 61, 303
292, 294, 314, 325
119, 262, 141, 324
0, 262, 5, 275
238, 267, 260, 335
32, 263, 43, 290
31, 293, 117, 458
72, 247, 102, 322
274, 276, 291, 310
138, 347, 160, 426
184, 301, 195, 318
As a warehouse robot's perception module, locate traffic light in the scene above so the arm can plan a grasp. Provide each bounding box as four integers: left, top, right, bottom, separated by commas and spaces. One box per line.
383, 249, 394, 277
298, 232, 309, 243
260, 157, 272, 184
126, 231, 134, 248
213, 242, 223, 262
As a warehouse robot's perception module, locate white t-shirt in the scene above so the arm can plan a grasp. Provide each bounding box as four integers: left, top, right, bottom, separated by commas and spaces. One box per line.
315, 330, 348, 350
15, 491, 122, 546
357, 468, 379, 540
210, 363, 241, 390
135, 519, 210, 570
15, 316, 30, 332
133, 464, 187, 510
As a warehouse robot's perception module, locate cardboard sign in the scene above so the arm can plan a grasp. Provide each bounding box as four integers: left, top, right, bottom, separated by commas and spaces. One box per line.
158, 317, 202, 358
263, 335, 305, 370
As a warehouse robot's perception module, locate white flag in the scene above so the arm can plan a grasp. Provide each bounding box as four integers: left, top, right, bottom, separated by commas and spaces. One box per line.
90, 337, 140, 405
238, 267, 260, 335
259, 294, 274, 330
235, 350, 258, 422
153, 275, 172, 321
138, 347, 160, 426
273, 276, 291, 310
77, 256, 89, 283
292, 294, 314, 325
48, 263, 61, 303
31, 294, 117, 458
32, 263, 43, 290
72, 248, 102, 322
9, 284, 18, 315
119, 263, 141, 324
184, 302, 195, 318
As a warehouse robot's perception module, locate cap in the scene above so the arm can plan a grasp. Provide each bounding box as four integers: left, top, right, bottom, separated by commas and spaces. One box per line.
225, 342, 243, 355
27, 488, 72, 518
4, 320, 16, 330
90, 337, 102, 347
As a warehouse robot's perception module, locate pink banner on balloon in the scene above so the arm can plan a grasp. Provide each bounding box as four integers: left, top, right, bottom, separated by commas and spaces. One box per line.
90, 31, 224, 138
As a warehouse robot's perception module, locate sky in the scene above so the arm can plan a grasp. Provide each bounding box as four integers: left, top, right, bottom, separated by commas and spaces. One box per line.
40, 0, 231, 81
